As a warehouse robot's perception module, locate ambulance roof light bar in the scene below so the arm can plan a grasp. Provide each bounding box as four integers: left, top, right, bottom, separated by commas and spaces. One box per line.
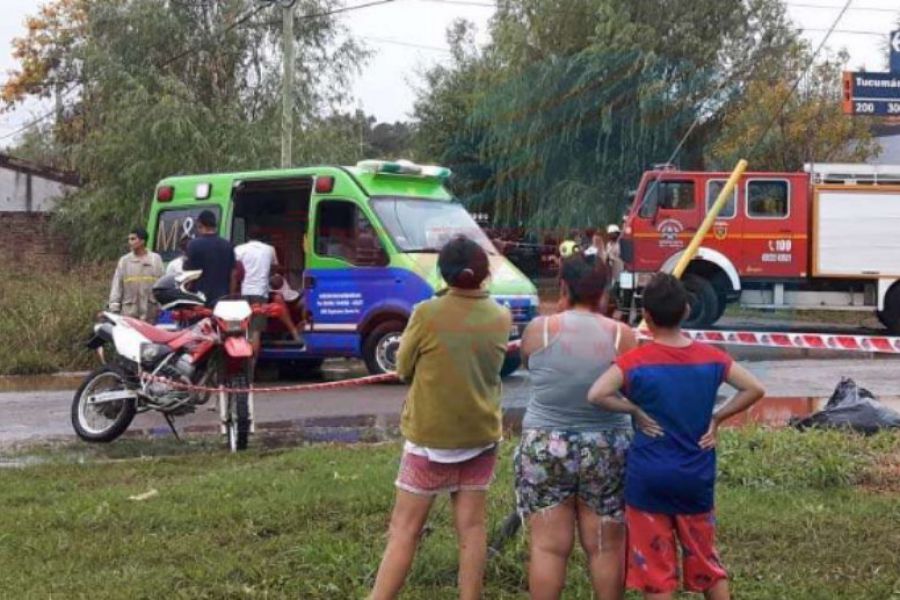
804, 162, 900, 185
356, 159, 451, 180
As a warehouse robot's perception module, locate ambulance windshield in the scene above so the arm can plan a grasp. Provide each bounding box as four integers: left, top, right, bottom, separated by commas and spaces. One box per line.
371, 197, 497, 254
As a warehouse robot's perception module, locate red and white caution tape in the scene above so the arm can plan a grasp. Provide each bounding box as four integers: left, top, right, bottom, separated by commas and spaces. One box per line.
142, 372, 398, 394
513, 328, 900, 354
141, 328, 899, 394
682, 329, 900, 354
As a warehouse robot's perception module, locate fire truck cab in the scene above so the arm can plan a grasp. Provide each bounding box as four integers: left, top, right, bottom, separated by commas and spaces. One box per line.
618, 163, 900, 334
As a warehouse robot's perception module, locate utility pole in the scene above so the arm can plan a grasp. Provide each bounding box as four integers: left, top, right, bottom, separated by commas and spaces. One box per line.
281, 0, 295, 168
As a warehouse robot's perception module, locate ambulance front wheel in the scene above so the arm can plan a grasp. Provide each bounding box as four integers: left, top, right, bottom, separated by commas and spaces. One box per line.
363, 320, 406, 376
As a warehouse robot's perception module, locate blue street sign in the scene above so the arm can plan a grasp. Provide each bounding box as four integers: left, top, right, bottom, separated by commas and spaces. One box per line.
843, 71, 900, 115
891, 30, 900, 74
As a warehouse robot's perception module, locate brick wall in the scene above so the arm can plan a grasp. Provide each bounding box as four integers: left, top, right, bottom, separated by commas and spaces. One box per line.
0, 212, 70, 271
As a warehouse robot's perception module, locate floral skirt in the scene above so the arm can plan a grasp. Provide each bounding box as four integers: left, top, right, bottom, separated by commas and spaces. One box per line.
514, 429, 630, 519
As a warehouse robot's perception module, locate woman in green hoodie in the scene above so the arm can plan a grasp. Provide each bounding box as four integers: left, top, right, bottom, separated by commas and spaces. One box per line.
370, 235, 512, 600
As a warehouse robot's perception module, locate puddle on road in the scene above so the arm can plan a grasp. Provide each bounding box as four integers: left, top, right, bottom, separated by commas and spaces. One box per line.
722, 397, 820, 428
0, 455, 50, 469
0, 359, 370, 394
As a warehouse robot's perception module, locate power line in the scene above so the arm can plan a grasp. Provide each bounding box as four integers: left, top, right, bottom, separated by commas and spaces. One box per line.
1, 0, 397, 143
3, 3, 268, 139
801, 27, 889, 36
298, 0, 396, 19
750, 0, 854, 157
417, 0, 494, 6
786, 2, 900, 13
422, 0, 900, 14
0, 85, 78, 142
361, 35, 451, 52
157, 4, 267, 68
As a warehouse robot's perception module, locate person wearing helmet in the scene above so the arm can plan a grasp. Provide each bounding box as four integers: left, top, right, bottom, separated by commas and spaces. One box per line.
559, 239, 581, 259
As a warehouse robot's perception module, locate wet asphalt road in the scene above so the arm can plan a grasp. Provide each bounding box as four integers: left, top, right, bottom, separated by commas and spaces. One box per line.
3, 352, 900, 446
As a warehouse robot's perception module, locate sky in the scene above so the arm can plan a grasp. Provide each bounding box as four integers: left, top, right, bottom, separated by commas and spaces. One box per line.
1, 0, 899, 142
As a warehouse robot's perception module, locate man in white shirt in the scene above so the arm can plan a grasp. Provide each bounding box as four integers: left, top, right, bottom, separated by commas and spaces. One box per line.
235, 237, 277, 299
165, 235, 191, 277
235, 233, 302, 353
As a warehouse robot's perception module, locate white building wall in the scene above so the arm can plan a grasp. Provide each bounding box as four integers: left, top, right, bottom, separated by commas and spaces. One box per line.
0, 167, 75, 213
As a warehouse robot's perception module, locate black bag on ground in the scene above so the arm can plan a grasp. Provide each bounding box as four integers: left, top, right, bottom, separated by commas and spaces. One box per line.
791, 377, 900, 434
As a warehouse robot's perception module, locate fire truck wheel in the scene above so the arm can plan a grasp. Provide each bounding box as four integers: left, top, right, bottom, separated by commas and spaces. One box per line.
713, 289, 728, 322
878, 284, 900, 335
682, 274, 719, 329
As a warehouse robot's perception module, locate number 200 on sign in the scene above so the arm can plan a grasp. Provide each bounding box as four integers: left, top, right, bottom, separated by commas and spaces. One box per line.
857, 102, 900, 114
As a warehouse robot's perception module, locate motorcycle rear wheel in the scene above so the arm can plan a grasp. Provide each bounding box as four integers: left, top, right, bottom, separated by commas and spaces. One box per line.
225, 365, 251, 452
71, 366, 136, 443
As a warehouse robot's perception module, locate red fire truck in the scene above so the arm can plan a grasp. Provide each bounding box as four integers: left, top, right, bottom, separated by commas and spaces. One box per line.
617, 163, 900, 333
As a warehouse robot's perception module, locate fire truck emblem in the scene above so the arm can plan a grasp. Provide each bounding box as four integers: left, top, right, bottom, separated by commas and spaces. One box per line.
657, 218, 684, 248
714, 222, 728, 240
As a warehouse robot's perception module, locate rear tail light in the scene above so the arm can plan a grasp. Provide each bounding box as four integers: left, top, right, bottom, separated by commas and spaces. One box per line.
315, 176, 335, 194
157, 186, 174, 202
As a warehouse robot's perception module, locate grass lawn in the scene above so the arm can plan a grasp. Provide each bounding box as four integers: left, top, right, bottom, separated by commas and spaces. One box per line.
0, 429, 898, 599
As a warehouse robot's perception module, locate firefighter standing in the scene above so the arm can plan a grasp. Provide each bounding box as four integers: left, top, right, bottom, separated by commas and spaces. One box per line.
108, 227, 164, 322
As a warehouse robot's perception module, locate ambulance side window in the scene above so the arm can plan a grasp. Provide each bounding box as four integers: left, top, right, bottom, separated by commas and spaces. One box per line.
747, 180, 789, 218
706, 180, 736, 219
639, 181, 696, 218
315, 200, 388, 267
154, 207, 221, 261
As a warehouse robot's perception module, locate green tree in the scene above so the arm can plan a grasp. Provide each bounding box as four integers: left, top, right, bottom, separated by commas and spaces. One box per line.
710, 51, 880, 171
3, 0, 366, 259
413, 0, 877, 232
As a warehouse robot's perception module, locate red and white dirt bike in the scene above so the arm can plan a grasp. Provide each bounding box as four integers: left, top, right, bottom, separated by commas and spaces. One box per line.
72, 271, 280, 452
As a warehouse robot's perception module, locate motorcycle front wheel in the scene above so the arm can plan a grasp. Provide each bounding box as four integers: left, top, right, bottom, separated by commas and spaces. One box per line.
71, 366, 136, 442
225, 363, 251, 452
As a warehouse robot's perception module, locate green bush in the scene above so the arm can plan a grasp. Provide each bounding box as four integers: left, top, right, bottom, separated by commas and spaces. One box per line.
717, 426, 898, 490
0, 264, 111, 375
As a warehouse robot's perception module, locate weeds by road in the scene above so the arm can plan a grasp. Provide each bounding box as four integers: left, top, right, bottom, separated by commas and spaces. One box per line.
0, 264, 110, 375
0, 428, 897, 598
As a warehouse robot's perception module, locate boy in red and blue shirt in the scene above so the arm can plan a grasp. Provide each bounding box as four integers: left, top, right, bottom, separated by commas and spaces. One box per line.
589, 274, 765, 600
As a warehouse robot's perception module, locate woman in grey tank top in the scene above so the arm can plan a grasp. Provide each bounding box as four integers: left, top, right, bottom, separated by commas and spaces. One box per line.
514, 255, 637, 600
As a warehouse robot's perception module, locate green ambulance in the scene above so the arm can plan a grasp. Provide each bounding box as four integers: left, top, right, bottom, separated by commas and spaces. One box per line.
148, 159, 538, 376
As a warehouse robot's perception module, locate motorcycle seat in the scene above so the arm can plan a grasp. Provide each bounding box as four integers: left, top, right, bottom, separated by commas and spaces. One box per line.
125, 318, 190, 345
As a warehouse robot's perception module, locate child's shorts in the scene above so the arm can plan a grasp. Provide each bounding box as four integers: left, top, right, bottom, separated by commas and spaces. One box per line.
514, 429, 630, 519
395, 447, 497, 496
625, 505, 728, 594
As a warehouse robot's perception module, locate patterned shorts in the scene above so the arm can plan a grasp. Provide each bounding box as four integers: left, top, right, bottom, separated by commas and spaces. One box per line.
395, 448, 498, 496
514, 429, 631, 520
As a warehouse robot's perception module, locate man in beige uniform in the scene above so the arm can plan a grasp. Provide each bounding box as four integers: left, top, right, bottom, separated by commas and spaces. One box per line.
108, 227, 164, 322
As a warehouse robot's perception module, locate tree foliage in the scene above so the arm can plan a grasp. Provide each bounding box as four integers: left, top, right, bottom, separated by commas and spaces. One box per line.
709, 50, 880, 171
413, 0, 880, 231
3, 0, 367, 259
